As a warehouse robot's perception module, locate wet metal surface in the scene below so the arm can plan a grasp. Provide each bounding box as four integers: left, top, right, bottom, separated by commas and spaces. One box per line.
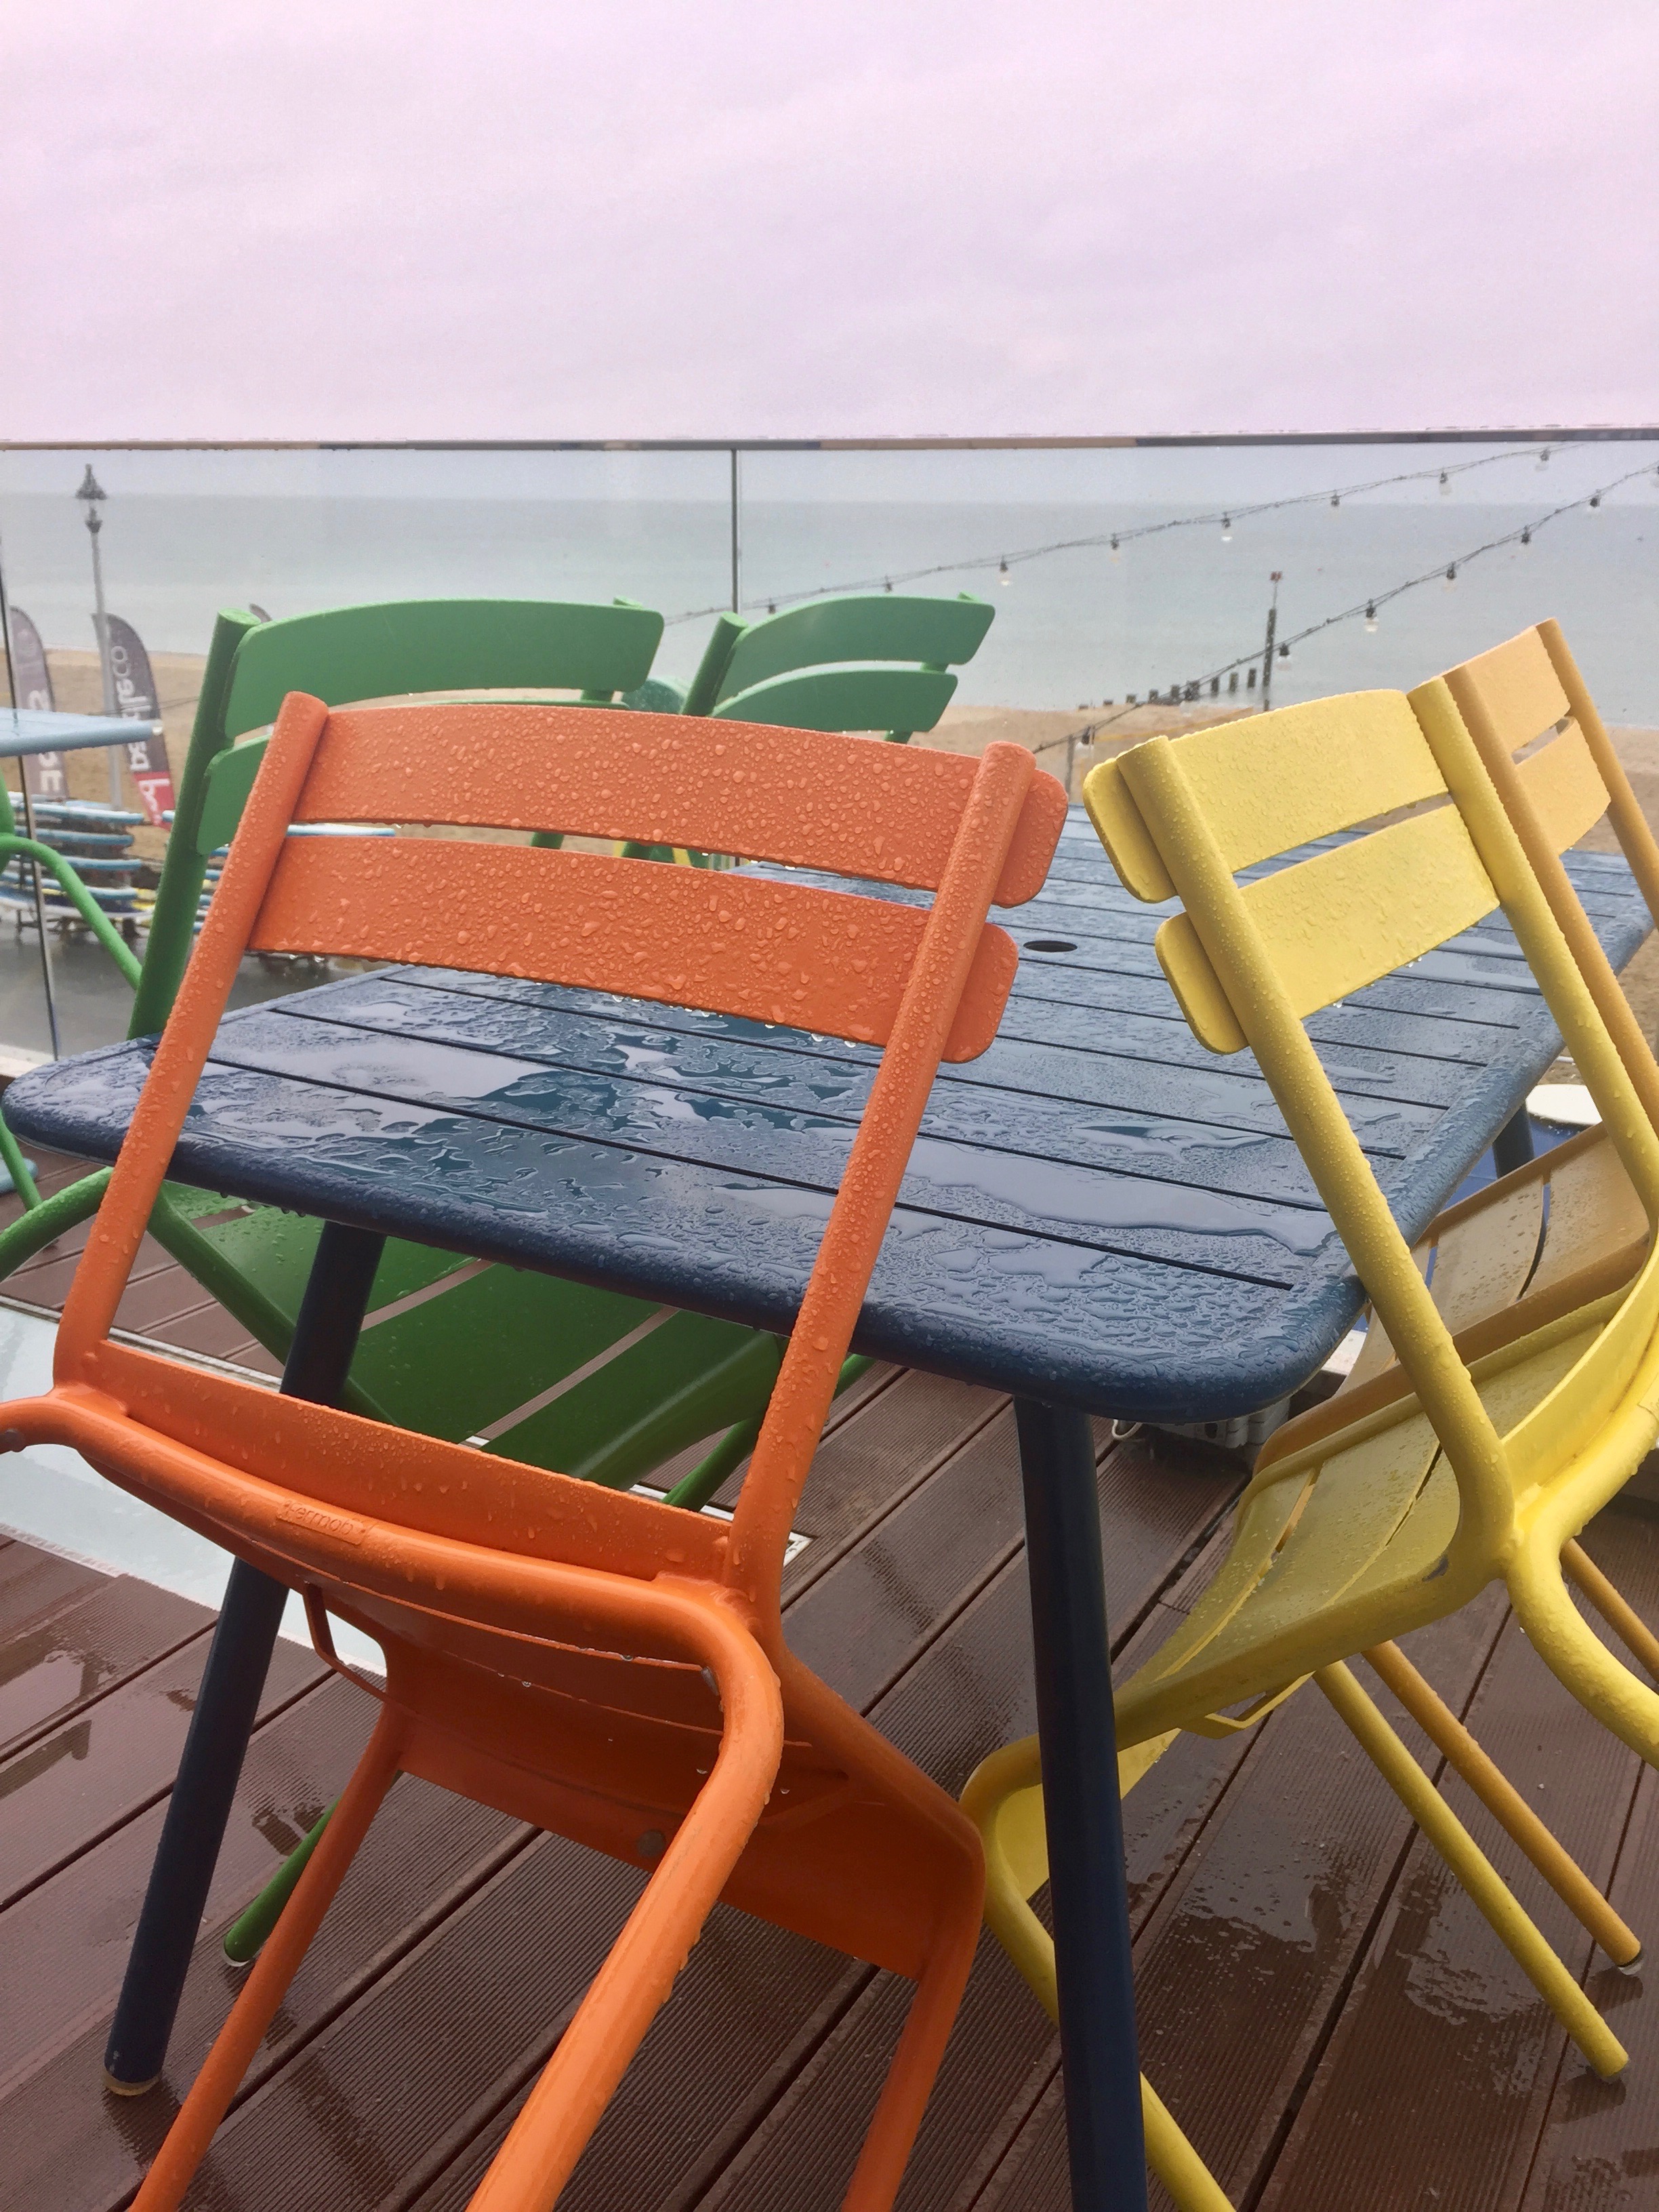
6, 822, 1646, 1424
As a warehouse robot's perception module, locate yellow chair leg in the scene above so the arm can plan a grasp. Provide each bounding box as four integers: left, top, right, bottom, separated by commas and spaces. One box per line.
1508, 1535, 1659, 1774
962, 1737, 1235, 2211
1141, 2075, 1235, 2212
1315, 1662, 1626, 2078
1364, 1640, 1641, 1966
1563, 1537, 1659, 1684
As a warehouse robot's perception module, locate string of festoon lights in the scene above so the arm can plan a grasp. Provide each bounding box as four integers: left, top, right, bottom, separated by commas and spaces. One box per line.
662, 440, 1617, 628
1072, 454, 1659, 738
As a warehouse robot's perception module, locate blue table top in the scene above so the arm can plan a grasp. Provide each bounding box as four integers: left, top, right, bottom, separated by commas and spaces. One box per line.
0, 708, 163, 759
6, 813, 1650, 1422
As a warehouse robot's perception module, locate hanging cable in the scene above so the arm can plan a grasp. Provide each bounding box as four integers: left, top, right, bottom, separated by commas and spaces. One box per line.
661, 441, 1603, 626
1072, 458, 1659, 740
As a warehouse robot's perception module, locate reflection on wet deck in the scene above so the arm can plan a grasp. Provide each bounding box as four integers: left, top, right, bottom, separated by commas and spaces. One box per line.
1, 1143, 1658, 2209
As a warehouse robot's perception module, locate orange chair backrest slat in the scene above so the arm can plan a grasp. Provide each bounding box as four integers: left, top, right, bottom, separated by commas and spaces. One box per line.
291, 703, 1062, 903
252, 837, 1017, 1059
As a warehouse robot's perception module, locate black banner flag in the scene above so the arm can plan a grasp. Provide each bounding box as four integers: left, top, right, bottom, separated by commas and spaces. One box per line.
102, 613, 175, 825
9, 607, 68, 802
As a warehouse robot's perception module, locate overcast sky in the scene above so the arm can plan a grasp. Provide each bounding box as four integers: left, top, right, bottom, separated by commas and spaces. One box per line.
3, 1, 1654, 441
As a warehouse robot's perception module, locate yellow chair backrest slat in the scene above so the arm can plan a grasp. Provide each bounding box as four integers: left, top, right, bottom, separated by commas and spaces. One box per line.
1515, 720, 1616, 855
1088, 690, 1442, 901
1152, 799, 1499, 1052
1447, 626, 1570, 752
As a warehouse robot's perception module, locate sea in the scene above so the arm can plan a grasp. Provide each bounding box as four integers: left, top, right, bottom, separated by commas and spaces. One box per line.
3, 439, 1656, 720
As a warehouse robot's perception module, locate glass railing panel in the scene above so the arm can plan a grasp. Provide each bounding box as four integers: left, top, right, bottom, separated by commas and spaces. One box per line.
0, 434, 1655, 1066
737, 438, 1659, 726
0, 445, 735, 1055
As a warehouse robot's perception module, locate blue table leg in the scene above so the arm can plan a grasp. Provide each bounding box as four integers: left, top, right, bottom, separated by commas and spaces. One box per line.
1492, 1105, 1536, 1179
1015, 1395, 1147, 2212
102, 1220, 386, 2093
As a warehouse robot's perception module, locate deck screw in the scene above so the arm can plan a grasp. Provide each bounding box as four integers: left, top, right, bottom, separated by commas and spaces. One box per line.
637, 1829, 665, 1860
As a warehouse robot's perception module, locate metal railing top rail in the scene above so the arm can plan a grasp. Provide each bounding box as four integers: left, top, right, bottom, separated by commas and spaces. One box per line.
3, 428, 1658, 455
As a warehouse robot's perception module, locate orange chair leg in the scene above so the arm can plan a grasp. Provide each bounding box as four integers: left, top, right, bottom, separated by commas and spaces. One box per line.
469, 1694, 781, 2212
840, 1858, 983, 2212
132, 1706, 405, 2211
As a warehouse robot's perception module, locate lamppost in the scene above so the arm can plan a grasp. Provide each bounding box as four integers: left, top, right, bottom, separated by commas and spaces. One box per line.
76, 466, 114, 708
75, 465, 124, 803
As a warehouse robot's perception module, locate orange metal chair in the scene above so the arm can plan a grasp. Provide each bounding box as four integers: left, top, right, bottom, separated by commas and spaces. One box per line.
4, 695, 1066, 2210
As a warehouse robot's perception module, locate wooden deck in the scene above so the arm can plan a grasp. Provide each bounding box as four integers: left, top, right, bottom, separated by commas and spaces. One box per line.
3, 1144, 1659, 2209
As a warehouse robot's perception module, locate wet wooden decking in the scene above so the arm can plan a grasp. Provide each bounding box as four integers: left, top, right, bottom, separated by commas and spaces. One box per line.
3, 1143, 1659, 2209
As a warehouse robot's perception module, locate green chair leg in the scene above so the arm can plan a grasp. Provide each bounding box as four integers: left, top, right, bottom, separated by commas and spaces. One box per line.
665, 1353, 873, 1513
0, 1164, 110, 1272
0, 1108, 42, 1211
222, 1801, 335, 1964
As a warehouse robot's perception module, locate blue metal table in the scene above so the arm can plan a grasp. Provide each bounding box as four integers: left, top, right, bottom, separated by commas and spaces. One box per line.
0, 708, 163, 756
6, 813, 1648, 2207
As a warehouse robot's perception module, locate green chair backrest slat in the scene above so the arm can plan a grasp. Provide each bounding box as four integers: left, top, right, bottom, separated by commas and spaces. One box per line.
710, 665, 958, 737
222, 598, 663, 740
130, 596, 665, 1038
715, 592, 992, 703
680, 592, 994, 723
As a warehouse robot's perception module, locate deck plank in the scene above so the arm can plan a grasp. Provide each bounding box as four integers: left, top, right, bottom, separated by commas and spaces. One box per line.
0, 1623, 324, 1913
0, 1572, 211, 1762
975, 1584, 1517, 2211
0, 1704, 525, 2207
0, 1537, 108, 1641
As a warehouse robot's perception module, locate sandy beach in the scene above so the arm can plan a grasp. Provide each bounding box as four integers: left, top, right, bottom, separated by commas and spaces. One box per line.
7, 644, 1656, 1040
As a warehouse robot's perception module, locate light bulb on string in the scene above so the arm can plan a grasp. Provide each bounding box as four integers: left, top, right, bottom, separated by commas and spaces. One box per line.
1330, 493, 1340, 510
1221, 514, 1232, 542
998, 558, 1011, 587
1443, 564, 1457, 589
1538, 445, 1551, 468
1277, 640, 1291, 665
1520, 527, 1532, 549
1439, 471, 1451, 496
1364, 602, 1378, 634
1589, 493, 1602, 510
1109, 535, 1121, 562
883, 577, 893, 593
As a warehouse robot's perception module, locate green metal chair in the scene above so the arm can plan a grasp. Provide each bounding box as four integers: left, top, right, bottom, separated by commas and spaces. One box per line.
681, 590, 995, 743
0, 792, 145, 1204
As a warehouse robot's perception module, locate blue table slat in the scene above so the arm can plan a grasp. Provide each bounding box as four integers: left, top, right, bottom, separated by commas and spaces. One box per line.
310, 973, 1438, 1158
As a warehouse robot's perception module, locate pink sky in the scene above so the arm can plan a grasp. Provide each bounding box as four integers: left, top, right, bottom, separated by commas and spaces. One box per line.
3, 1, 1654, 439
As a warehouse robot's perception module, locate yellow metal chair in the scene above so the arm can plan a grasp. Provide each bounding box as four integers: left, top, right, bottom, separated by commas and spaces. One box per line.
1329, 624, 1659, 1683
1425, 620, 1659, 1684
965, 679, 1659, 2206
